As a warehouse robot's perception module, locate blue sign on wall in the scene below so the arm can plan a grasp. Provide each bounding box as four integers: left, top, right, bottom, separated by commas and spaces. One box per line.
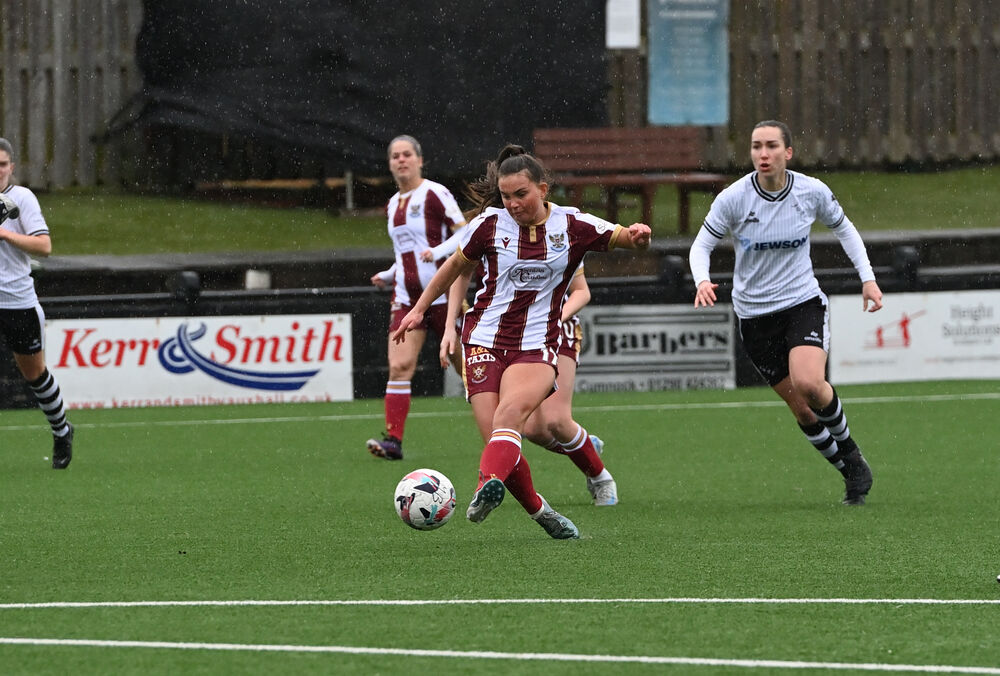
647, 0, 729, 125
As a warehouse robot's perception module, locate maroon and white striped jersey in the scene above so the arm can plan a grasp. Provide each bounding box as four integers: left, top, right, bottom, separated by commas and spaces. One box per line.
457, 203, 623, 351
386, 179, 465, 307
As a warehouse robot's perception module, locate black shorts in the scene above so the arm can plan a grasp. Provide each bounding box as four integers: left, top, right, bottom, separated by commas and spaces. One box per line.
737, 296, 829, 386
0, 305, 45, 355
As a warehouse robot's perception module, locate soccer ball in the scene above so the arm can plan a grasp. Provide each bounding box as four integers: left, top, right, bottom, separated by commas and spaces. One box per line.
393, 468, 456, 531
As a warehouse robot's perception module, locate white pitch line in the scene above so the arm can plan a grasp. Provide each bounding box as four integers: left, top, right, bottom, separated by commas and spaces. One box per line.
0, 637, 998, 673
0, 391, 997, 432
3, 597, 1000, 610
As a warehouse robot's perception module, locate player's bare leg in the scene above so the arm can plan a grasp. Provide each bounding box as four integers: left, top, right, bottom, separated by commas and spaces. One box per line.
524, 356, 616, 505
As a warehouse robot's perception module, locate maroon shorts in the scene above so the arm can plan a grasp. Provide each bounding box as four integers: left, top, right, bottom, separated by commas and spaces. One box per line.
463, 344, 558, 398
389, 302, 450, 337
557, 316, 582, 363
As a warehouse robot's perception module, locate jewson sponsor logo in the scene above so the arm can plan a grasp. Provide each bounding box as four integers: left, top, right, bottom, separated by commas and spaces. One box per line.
737, 235, 808, 252
748, 235, 808, 252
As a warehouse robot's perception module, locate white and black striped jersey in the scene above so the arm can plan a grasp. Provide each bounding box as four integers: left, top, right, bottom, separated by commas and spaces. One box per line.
690, 170, 875, 318
0, 185, 48, 309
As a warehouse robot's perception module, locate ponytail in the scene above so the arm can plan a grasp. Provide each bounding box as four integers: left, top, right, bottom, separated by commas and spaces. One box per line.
465, 143, 550, 216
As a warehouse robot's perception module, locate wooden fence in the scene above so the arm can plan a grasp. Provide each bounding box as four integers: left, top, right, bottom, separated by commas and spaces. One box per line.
0, 0, 143, 188
1, 0, 998, 189
722, 0, 1000, 168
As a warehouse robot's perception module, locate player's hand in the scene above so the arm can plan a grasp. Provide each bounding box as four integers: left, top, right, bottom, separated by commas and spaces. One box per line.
370, 274, 388, 289
439, 326, 458, 368
862, 280, 883, 312
419, 248, 435, 263
627, 223, 652, 249
391, 310, 424, 344
694, 280, 718, 308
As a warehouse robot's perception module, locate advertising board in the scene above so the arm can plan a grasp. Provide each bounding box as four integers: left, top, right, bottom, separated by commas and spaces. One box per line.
575, 303, 735, 392
47, 314, 353, 408
829, 290, 1000, 383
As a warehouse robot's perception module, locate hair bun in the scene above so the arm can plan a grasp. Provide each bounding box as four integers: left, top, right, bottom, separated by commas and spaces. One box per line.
497, 144, 526, 163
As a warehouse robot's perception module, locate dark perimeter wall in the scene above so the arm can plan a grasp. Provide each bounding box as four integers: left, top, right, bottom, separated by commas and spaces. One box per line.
120, 0, 607, 180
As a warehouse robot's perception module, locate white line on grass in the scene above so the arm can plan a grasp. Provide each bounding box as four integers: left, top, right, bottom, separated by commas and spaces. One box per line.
3, 597, 1000, 610
0, 637, 998, 673
0, 391, 997, 432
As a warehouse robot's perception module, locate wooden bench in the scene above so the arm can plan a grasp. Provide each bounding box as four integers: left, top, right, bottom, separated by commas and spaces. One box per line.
532, 127, 729, 233
192, 175, 392, 210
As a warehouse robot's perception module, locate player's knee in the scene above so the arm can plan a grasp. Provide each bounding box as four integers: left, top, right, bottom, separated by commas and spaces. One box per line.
546, 419, 574, 441
494, 401, 534, 428
387, 359, 417, 380
792, 377, 828, 407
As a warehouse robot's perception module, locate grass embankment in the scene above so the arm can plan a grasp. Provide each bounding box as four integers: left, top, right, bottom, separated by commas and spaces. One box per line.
36, 165, 999, 256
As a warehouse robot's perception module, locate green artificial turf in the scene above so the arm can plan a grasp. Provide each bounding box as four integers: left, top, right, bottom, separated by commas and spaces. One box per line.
2, 380, 998, 674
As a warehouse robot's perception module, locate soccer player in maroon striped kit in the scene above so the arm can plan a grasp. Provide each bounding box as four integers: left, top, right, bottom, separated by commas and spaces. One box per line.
521, 266, 618, 506
367, 135, 466, 461
393, 144, 650, 538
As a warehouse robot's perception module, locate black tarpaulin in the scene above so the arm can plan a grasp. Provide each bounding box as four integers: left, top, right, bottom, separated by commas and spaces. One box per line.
109, 0, 608, 176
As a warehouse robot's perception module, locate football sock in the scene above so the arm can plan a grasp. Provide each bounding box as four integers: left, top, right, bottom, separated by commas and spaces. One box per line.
590, 468, 612, 483
28, 369, 70, 437
478, 429, 543, 514
560, 424, 605, 477
384, 380, 411, 440
477, 429, 522, 487
811, 388, 858, 455
798, 421, 844, 469
505, 456, 544, 514
541, 438, 565, 454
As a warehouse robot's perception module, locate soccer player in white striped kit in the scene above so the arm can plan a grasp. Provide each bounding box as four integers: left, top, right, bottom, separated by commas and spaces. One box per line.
690, 121, 883, 505
394, 144, 650, 538
0, 137, 74, 468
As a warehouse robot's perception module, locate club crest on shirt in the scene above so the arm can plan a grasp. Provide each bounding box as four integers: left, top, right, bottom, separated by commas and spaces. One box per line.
548, 232, 566, 251
409, 201, 422, 217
